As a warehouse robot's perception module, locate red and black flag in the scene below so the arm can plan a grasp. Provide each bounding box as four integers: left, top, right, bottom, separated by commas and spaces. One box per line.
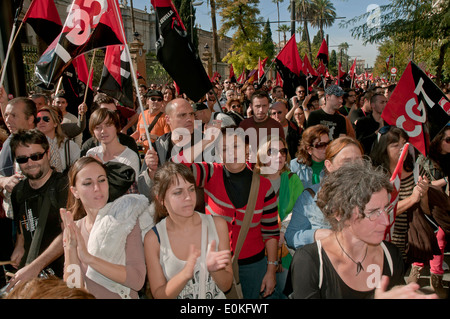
35, 0, 126, 89
316, 39, 329, 66
274, 35, 306, 99
337, 61, 352, 88
151, 0, 212, 102
382, 61, 450, 156
98, 45, 133, 108
229, 64, 237, 83
22, 0, 62, 46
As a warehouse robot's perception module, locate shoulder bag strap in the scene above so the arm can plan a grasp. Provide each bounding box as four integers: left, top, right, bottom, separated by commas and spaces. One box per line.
317, 240, 323, 289
147, 112, 163, 134
25, 194, 53, 265
231, 171, 260, 271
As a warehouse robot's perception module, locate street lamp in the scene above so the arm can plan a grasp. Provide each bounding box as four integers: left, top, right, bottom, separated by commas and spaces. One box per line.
190, 1, 204, 43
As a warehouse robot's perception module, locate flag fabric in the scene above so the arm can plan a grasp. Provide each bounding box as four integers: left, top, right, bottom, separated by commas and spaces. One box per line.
258, 57, 268, 81
274, 35, 307, 99
23, 0, 62, 46
229, 64, 236, 83
237, 68, 246, 84
35, 0, 126, 89
98, 45, 133, 108
349, 58, 357, 79
302, 54, 318, 77
275, 72, 283, 87
72, 55, 93, 90
337, 62, 351, 88
151, 0, 212, 102
386, 54, 393, 72
381, 61, 450, 156
316, 39, 329, 66
316, 60, 327, 77
384, 143, 410, 242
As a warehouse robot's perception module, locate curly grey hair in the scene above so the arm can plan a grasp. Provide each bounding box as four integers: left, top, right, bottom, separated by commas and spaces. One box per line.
316, 159, 393, 231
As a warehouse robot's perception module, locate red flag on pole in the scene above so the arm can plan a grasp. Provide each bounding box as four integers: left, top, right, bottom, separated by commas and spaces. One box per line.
316, 39, 329, 66
258, 57, 268, 81
302, 54, 317, 77
349, 58, 357, 79
384, 142, 410, 241
23, 0, 62, 45
35, 0, 126, 89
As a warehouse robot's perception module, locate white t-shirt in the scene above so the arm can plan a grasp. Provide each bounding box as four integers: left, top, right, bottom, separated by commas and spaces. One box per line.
86, 146, 140, 181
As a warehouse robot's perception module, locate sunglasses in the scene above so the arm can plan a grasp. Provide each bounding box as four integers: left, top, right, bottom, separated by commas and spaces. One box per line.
231, 104, 241, 109
36, 116, 51, 123
271, 111, 283, 116
267, 148, 288, 157
150, 97, 163, 102
444, 137, 450, 144
311, 141, 330, 149
15, 151, 46, 164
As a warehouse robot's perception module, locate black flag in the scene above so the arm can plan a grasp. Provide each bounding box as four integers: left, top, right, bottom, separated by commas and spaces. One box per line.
151, 0, 212, 102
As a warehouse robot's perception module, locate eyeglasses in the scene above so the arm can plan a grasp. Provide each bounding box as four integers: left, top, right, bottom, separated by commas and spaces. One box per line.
231, 104, 241, 109
362, 204, 394, 221
297, 90, 305, 94
311, 141, 330, 149
267, 148, 288, 157
36, 116, 51, 123
150, 97, 163, 102
15, 151, 46, 164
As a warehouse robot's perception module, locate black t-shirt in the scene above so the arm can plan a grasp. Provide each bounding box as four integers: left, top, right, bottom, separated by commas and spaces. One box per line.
11, 171, 69, 276
288, 240, 405, 299
306, 109, 347, 140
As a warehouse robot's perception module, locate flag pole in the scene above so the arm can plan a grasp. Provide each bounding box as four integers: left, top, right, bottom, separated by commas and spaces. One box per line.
112, 0, 152, 149
83, 50, 96, 104
0, 0, 26, 88
55, 76, 63, 94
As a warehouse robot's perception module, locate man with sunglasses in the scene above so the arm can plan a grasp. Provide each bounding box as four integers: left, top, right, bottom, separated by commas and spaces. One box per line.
131, 90, 170, 153
6, 129, 68, 291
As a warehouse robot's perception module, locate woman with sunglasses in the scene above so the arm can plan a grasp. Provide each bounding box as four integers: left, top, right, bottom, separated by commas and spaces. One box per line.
225, 98, 244, 126
288, 159, 438, 299
285, 136, 364, 251
290, 124, 330, 189
370, 126, 449, 298
255, 135, 304, 299
36, 106, 80, 173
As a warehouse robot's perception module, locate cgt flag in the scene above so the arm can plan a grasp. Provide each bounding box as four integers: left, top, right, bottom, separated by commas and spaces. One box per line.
151, 0, 212, 102
98, 45, 133, 108
274, 35, 306, 99
35, 0, 126, 89
381, 61, 450, 156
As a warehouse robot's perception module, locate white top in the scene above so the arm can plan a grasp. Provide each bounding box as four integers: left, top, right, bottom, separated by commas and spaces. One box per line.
156, 212, 226, 299
86, 146, 140, 181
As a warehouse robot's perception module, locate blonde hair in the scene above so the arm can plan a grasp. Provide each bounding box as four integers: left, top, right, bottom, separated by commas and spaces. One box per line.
38, 106, 66, 148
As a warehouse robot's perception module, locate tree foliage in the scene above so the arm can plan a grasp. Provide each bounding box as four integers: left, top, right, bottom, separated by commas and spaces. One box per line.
216, 0, 266, 73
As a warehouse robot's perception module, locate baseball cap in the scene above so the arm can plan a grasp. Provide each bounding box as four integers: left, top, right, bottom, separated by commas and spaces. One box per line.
192, 102, 208, 112
145, 90, 163, 98
324, 85, 345, 97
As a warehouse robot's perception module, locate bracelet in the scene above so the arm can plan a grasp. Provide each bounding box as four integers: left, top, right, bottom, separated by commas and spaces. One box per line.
267, 260, 279, 266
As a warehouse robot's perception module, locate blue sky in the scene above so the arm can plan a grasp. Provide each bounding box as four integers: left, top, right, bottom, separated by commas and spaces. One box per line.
133, 0, 391, 67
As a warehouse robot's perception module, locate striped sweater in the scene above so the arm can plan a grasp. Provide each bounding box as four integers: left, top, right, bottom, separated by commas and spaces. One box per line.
181, 160, 280, 262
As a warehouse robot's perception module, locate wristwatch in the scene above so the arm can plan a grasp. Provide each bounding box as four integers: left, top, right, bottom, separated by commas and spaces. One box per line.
267, 260, 279, 266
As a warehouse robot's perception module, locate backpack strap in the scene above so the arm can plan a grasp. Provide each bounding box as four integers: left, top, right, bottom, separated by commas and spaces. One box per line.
380, 241, 394, 276
147, 112, 163, 134
305, 188, 316, 198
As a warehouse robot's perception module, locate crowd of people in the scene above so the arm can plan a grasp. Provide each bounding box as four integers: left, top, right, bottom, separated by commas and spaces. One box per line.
0, 76, 449, 300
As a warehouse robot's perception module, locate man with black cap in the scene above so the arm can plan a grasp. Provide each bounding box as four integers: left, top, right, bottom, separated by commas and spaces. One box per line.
305, 84, 347, 140
131, 90, 170, 153
193, 102, 235, 131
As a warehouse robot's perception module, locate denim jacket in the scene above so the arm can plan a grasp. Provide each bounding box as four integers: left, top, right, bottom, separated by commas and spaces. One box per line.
289, 159, 325, 190
285, 183, 331, 250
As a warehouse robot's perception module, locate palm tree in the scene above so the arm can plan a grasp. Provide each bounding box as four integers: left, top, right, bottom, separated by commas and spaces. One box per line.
292, 0, 314, 62
310, 0, 336, 40
338, 42, 349, 70
277, 24, 291, 45
272, 0, 284, 51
